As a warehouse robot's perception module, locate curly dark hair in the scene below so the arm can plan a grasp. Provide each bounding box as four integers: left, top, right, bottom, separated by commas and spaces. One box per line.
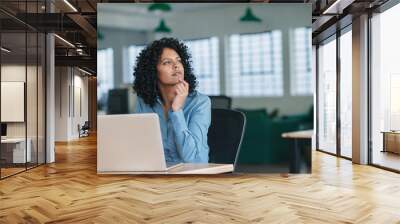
133, 37, 197, 107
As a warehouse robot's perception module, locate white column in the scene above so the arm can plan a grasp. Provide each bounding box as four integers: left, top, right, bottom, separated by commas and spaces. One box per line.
46, 33, 55, 163
55, 67, 73, 141
352, 14, 369, 164
312, 45, 317, 150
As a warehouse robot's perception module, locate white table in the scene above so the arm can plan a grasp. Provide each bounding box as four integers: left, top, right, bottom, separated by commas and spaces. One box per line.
282, 130, 313, 139
282, 130, 313, 173
1, 137, 31, 163
97, 163, 234, 175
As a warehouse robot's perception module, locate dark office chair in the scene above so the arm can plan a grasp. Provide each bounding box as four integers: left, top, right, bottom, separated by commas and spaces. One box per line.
209, 95, 232, 109
208, 109, 246, 164
107, 88, 129, 114
79, 121, 90, 138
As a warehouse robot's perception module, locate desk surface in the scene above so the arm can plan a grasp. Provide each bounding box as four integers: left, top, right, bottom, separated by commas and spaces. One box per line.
381, 131, 400, 134
97, 163, 234, 175
282, 130, 313, 139
1, 137, 27, 143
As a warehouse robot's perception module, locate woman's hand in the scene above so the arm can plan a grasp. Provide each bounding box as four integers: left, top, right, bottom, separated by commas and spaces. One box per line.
172, 79, 189, 112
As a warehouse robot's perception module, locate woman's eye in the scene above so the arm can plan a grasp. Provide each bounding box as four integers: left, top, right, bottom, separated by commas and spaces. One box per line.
163, 61, 171, 65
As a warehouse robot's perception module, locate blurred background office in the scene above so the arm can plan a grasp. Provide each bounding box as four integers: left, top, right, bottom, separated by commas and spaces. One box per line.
97, 3, 313, 171
97, 3, 313, 115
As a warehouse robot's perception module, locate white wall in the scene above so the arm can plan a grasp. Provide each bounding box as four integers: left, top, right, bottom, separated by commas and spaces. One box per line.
1, 65, 27, 138
99, 29, 148, 88
55, 67, 89, 141
1, 63, 46, 163
73, 74, 89, 137
55, 67, 68, 141
1, 65, 42, 136
98, 4, 313, 115
168, 4, 312, 115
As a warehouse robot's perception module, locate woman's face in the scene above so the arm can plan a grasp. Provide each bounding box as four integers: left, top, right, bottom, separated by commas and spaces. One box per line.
156, 48, 184, 86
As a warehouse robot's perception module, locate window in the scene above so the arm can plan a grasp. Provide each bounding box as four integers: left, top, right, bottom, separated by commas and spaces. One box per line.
227, 31, 283, 97
339, 29, 352, 158
97, 48, 114, 112
390, 74, 400, 130
317, 37, 337, 154
291, 27, 313, 96
185, 37, 220, 95
124, 45, 145, 84
371, 3, 400, 171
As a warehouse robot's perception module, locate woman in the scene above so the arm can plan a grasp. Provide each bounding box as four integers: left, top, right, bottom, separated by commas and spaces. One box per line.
133, 37, 211, 163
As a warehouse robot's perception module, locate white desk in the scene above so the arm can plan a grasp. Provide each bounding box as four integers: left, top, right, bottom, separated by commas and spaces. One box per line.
97, 163, 234, 175
282, 129, 313, 173
282, 130, 313, 139
1, 137, 31, 163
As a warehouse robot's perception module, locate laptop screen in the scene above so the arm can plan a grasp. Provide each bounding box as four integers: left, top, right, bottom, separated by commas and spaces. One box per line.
1, 123, 7, 137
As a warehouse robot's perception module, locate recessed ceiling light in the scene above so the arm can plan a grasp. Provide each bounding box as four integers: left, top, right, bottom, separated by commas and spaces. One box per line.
322, 0, 349, 15
78, 67, 92, 76
63, 0, 78, 12
54, 34, 75, 48
1, 47, 11, 53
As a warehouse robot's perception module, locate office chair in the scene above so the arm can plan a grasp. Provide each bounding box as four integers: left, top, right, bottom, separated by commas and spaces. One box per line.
107, 88, 129, 114
208, 109, 246, 164
209, 95, 232, 109
1, 123, 7, 137
79, 121, 90, 138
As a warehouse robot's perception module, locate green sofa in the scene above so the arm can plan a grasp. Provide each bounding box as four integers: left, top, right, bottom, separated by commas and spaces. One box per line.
236, 107, 313, 165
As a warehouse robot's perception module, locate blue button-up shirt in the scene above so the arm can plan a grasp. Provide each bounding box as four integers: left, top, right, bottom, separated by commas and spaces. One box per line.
135, 91, 211, 163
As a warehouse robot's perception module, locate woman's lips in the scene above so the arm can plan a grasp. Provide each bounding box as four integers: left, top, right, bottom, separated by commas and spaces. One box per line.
172, 72, 182, 77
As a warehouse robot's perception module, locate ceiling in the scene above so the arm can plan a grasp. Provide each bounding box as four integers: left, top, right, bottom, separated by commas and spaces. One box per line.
311, 0, 389, 43
0, 0, 394, 75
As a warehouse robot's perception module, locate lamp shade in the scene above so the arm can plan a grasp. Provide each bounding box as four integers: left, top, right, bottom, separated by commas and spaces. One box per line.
155, 19, 171, 33
240, 7, 262, 22
148, 3, 171, 12
97, 31, 104, 40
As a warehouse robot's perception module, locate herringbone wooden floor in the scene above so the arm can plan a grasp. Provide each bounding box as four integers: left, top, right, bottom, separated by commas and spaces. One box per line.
1, 135, 400, 223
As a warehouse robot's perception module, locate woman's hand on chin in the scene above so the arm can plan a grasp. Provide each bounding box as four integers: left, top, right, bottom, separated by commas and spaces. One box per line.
172, 79, 189, 112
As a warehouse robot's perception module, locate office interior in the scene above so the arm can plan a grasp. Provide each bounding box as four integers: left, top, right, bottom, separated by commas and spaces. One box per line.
1, 1, 399, 176
315, 0, 400, 171
0, 0, 400, 222
97, 3, 313, 172
0, 0, 97, 179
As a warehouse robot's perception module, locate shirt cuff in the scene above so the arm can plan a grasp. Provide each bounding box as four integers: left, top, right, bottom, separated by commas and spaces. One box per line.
169, 109, 188, 133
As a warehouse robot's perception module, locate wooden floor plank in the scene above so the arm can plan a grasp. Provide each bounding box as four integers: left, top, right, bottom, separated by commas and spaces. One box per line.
0, 134, 400, 223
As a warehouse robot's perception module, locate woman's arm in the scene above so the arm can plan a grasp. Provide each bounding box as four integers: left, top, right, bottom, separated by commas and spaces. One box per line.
169, 96, 211, 163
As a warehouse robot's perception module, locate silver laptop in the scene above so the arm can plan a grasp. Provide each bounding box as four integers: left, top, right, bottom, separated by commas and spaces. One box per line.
97, 114, 181, 173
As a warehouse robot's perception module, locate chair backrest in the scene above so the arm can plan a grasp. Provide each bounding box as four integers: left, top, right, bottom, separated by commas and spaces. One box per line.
209, 95, 232, 109
107, 88, 129, 114
82, 121, 90, 129
208, 109, 246, 165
